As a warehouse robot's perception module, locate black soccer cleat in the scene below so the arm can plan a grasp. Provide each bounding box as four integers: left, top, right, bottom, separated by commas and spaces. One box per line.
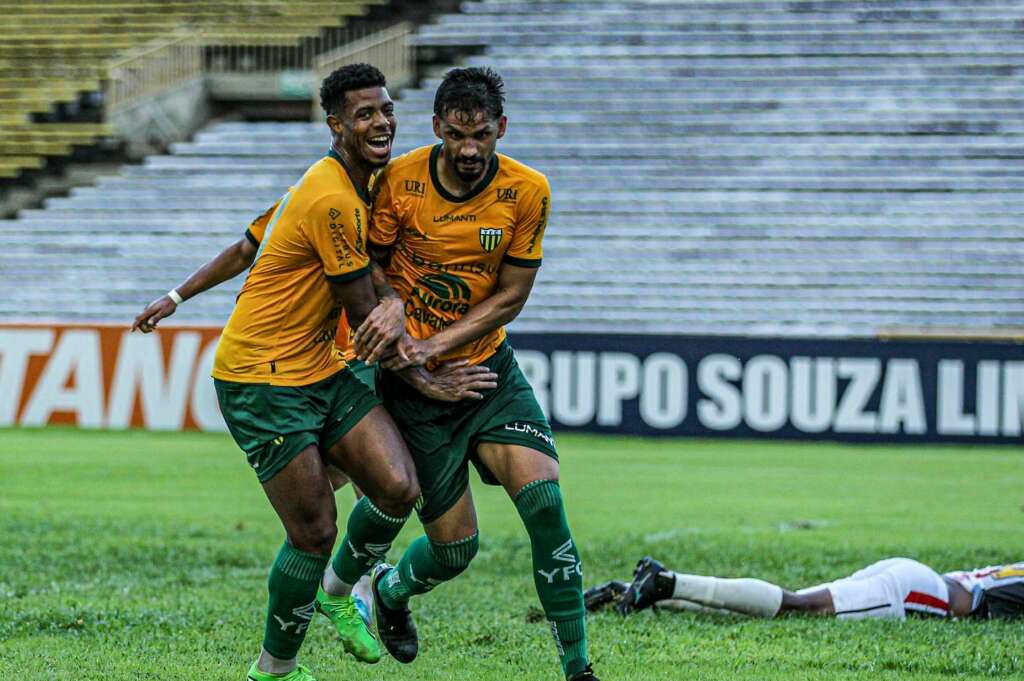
568, 664, 600, 681
584, 580, 628, 612
617, 556, 671, 616
371, 563, 419, 663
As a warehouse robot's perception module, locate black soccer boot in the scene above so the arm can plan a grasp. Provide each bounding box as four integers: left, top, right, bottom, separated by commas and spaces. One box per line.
584, 580, 628, 612
370, 563, 419, 663
617, 556, 674, 616
568, 664, 600, 681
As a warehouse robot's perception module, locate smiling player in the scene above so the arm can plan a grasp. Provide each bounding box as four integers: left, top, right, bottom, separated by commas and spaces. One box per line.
133, 64, 491, 681
209, 63, 409, 681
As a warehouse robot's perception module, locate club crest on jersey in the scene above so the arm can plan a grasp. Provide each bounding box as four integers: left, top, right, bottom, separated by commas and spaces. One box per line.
479, 227, 503, 252
496, 187, 518, 203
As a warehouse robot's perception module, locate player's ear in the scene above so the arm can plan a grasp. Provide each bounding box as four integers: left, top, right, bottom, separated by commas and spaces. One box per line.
432, 114, 442, 140
496, 115, 508, 139
327, 113, 344, 137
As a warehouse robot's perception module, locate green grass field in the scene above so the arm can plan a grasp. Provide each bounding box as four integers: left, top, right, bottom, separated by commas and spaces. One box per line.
0, 428, 1021, 680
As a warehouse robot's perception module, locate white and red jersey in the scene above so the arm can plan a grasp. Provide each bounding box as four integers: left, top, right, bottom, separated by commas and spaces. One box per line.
944, 563, 1024, 614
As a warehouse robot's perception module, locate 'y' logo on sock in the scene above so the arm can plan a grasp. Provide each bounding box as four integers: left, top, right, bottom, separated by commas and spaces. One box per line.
273, 600, 316, 633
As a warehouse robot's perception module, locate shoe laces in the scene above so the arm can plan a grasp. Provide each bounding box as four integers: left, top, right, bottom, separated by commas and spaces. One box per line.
334, 595, 361, 622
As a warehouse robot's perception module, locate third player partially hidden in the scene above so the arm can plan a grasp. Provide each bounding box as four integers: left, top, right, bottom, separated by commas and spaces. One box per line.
347, 67, 598, 681
589, 557, 1024, 621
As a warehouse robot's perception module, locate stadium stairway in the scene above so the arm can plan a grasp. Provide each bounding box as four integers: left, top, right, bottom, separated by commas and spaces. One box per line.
1, 0, 1023, 336
0, 0, 386, 184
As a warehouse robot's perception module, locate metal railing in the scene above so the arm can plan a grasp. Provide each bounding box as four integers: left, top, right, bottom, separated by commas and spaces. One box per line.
104, 22, 414, 117
313, 22, 414, 117
104, 32, 202, 116
203, 22, 410, 74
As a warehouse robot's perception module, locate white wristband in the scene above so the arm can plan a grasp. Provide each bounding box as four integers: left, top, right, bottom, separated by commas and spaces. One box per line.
167, 289, 184, 305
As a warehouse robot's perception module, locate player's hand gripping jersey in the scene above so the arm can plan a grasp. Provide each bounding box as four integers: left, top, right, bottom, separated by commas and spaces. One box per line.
945, 563, 1024, 618
369, 144, 550, 365
213, 150, 371, 386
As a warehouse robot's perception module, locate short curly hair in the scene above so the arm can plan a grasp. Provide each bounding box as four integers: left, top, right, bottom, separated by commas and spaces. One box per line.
320, 63, 387, 117
433, 67, 505, 121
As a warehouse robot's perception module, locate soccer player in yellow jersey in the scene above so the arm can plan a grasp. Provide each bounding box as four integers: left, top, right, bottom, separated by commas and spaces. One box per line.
352, 67, 598, 681
132, 64, 494, 681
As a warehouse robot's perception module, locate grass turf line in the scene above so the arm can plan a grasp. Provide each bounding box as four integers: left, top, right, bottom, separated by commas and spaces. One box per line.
0, 428, 1021, 680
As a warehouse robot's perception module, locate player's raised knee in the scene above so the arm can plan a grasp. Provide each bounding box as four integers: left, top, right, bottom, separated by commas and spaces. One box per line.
372, 470, 420, 517
291, 520, 338, 556
391, 469, 422, 511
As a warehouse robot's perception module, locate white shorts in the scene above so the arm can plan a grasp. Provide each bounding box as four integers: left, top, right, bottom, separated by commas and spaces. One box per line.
802, 558, 950, 620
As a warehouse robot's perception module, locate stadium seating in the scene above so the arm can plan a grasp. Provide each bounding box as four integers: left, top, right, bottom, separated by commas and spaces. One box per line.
0, 0, 384, 181
1, 0, 1023, 336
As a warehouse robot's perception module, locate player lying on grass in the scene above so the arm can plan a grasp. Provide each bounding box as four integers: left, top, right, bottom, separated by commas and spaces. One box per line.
340, 67, 597, 681
587, 557, 1024, 620
132, 64, 494, 681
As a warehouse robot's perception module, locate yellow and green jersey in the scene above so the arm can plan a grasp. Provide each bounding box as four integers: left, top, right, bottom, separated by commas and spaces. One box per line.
369, 144, 550, 366
212, 149, 371, 386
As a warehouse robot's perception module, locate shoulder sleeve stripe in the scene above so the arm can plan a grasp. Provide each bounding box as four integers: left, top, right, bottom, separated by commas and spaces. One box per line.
244, 229, 259, 247
325, 265, 372, 284
503, 255, 542, 268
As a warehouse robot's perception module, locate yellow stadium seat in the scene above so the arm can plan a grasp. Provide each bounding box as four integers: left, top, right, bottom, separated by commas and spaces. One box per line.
0, 0, 385, 179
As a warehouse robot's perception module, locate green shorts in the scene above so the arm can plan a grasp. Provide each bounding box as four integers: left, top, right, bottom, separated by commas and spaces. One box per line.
214, 368, 381, 483
379, 341, 557, 523
347, 358, 379, 395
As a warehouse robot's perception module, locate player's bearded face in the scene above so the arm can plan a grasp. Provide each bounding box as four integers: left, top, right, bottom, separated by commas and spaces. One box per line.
340, 86, 396, 168
435, 110, 507, 182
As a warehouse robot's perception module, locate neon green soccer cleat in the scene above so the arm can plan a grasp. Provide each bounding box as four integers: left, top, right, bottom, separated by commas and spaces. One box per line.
314, 586, 383, 663
246, 661, 317, 681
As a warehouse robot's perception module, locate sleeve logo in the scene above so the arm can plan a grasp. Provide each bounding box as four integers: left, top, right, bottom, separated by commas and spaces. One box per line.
479, 227, 504, 252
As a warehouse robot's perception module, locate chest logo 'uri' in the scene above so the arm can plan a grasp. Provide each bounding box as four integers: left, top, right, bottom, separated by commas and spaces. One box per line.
479, 228, 503, 253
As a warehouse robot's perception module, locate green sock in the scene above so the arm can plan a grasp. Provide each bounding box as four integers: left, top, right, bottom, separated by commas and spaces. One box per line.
514, 480, 589, 678
263, 542, 330, 660
378, 533, 479, 609
331, 496, 408, 585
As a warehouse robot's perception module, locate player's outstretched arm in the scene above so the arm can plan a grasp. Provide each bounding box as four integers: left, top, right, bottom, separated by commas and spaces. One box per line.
384, 262, 538, 370
131, 235, 258, 333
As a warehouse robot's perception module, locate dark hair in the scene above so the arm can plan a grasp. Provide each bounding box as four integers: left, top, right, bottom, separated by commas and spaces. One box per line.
320, 63, 386, 116
433, 67, 505, 121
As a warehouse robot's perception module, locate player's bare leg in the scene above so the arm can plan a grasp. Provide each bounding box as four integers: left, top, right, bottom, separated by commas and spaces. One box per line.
326, 406, 418, 513
312, 406, 419, 663
256, 446, 339, 676
781, 588, 834, 615
322, 405, 419, 593
477, 443, 594, 681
